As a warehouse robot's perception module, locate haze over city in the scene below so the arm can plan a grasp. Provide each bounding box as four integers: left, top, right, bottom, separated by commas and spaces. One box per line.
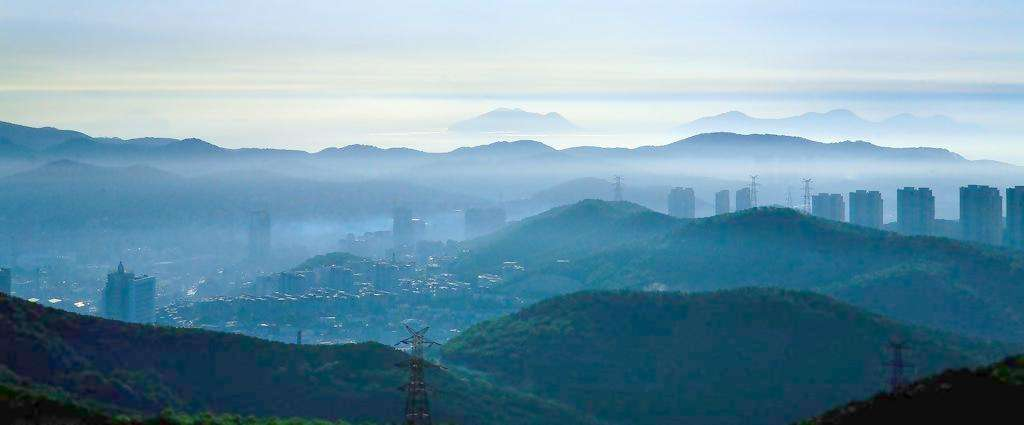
3, 2, 1024, 425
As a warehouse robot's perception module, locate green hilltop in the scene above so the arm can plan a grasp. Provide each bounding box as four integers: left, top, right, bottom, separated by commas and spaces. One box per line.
442, 288, 1014, 425
461, 200, 1024, 343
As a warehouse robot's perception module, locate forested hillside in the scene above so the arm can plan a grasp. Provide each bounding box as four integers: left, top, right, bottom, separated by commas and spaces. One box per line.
442, 289, 1012, 425
468, 201, 1024, 342
0, 294, 597, 425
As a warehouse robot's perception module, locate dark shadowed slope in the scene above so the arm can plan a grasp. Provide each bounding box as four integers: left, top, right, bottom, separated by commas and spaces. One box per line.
0, 294, 598, 425
801, 356, 1024, 425
483, 201, 1024, 342
443, 289, 1011, 425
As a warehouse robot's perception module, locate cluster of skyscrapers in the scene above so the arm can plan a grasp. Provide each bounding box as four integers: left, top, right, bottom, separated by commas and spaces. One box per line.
668, 184, 1024, 249
695, 188, 749, 216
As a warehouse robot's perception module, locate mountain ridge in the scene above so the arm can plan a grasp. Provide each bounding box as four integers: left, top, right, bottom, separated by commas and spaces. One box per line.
677, 109, 982, 138
442, 288, 1012, 425
461, 200, 1024, 343
1, 119, 993, 166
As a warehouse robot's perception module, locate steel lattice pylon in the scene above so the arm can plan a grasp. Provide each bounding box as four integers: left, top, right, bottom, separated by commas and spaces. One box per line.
396, 325, 440, 425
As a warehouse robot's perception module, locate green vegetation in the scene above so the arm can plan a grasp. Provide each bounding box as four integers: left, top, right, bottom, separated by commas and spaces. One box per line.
0, 381, 378, 424
803, 355, 1024, 424
453, 199, 681, 278
290, 251, 365, 271
442, 288, 1013, 425
0, 294, 598, 425
472, 200, 1024, 342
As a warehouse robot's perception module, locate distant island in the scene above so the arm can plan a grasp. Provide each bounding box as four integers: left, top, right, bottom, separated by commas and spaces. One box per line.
448, 108, 581, 134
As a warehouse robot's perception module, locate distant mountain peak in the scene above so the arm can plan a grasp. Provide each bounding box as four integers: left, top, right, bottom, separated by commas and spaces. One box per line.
448, 108, 581, 134
677, 109, 981, 137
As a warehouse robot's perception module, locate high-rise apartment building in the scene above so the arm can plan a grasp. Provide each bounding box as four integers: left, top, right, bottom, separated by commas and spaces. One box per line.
392, 206, 415, 251
960, 185, 1002, 245
667, 187, 696, 218
103, 262, 156, 323
1006, 186, 1024, 249
812, 193, 845, 222
897, 187, 935, 236
849, 190, 883, 229
715, 190, 730, 215
736, 187, 752, 211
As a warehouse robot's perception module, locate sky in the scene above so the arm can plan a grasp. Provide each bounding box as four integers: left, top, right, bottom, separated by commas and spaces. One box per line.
1, 1, 1022, 158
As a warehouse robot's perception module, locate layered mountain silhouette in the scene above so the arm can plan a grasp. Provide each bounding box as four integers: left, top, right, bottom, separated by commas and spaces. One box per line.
0, 119, 992, 166
676, 109, 982, 139
448, 108, 580, 133
456, 200, 1024, 343
442, 289, 1011, 425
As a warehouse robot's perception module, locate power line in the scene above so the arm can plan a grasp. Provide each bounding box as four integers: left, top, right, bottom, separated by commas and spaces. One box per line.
396, 324, 441, 425
886, 339, 912, 393
612, 175, 624, 202
802, 178, 813, 214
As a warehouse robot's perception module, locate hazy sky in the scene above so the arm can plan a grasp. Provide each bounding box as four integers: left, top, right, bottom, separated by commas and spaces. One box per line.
2, 1, 1022, 157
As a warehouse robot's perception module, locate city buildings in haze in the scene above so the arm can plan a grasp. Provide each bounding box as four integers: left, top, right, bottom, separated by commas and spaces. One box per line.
1007, 186, 1024, 249
321, 266, 355, 291
812, 193, 846, 222
667, 187, 696, 218
465, 207, 507, 239
897, 187, 935, 236
248, 210, 271, 262
392, 206, 416, 251
736, 187, 752, 211
715, 190, 730, 215
848, 190, 883, 229
960, 185, 1003, 245
103, 262, 156, 324
373, 261, 398, 290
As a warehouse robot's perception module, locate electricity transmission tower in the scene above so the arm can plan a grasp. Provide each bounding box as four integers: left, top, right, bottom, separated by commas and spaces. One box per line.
786, 186, 794, 209
749, 175, 759, 207
801, 178, 813, 214
396, 325, 441, 425
612, 175, 624, 202
886, 339, 911, 393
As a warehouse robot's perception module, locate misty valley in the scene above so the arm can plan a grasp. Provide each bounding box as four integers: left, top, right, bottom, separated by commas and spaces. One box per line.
3, 114, 1024, 425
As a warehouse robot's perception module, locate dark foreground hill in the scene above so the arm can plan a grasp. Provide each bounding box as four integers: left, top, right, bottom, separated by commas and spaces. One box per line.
802, 356, 1024, 424
0, 294, 596, 425
469, 200, 1024, 343
0, 381, 366, 424
442, 289, 1011, 425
